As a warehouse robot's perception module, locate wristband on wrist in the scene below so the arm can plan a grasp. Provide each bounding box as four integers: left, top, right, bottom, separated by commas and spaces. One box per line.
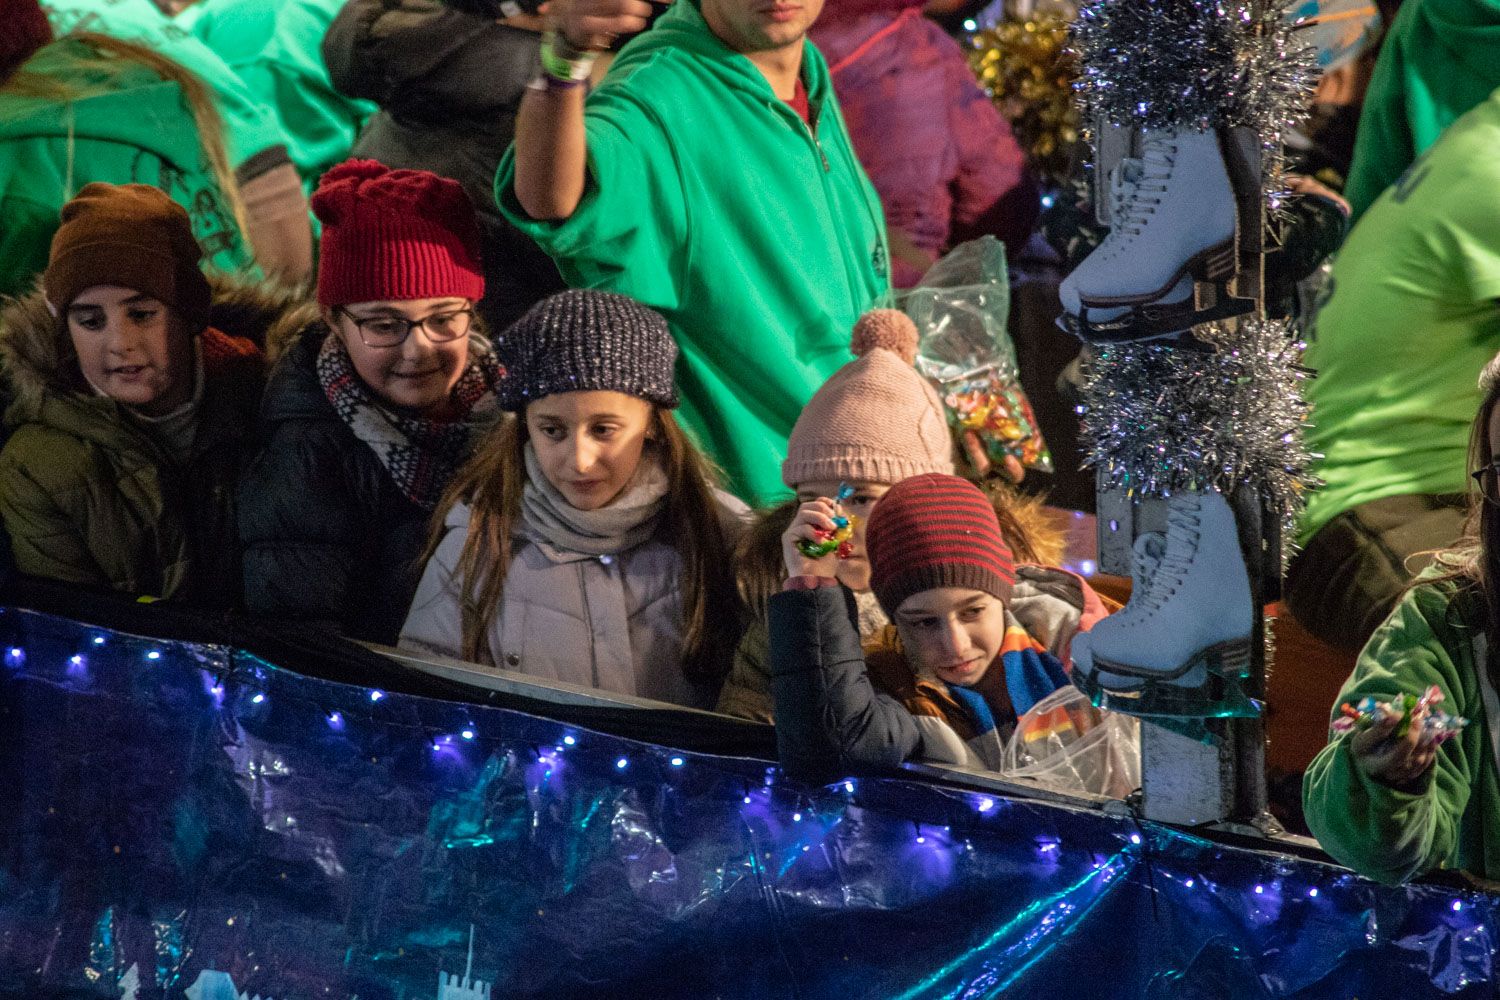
527, 73, 588, 94
541, 29, 597, 81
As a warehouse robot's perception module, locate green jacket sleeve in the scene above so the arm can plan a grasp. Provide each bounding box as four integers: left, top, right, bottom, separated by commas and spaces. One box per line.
495, 85, 688, 309
0, 194, 59, 301
1302, 584, 1478, 885
716, 618, 775, 723
0, 436, 112, 589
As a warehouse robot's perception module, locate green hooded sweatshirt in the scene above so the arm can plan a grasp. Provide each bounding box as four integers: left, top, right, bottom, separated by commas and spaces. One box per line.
496, 0, 891, 505
1343, 0, 1500, 223
1303, 578, 1500, 884
178, 0, 375, 189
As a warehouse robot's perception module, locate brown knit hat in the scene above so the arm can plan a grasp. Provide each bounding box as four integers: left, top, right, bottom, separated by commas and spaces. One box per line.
43, 183, 212, 332
865, 473, 1017, 616
781, 309, 954, 488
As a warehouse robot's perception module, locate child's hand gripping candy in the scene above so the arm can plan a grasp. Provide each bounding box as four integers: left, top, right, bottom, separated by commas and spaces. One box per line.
795, 483, 858, 559
1336, 685, 1468, 787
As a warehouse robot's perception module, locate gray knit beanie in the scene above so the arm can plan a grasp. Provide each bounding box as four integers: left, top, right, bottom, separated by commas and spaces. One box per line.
496, 290, 679, 412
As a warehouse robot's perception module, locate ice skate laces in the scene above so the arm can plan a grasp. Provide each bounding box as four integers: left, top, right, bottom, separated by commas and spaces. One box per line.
1107, 157, 1142, 221
1113, 138, 1175, 238
1130, 531, 1166, 589
1136, 496, 1200, 612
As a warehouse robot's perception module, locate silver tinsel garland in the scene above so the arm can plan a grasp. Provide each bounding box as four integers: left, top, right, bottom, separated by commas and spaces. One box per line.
1072, 0, 1317, 135
1079, 320, 1317, 531
1071, 0, 1318, 192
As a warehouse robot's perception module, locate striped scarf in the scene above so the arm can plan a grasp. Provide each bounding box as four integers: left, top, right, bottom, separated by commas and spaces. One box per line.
316, 332, 504, 511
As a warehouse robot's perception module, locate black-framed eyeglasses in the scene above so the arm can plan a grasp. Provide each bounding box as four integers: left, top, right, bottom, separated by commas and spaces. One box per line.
336, 306, 474, 348
1472, 461, 1500, 505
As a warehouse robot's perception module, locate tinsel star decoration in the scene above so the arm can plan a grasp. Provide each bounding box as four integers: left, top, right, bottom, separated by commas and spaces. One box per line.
968, 11, 1081, 184
1078, 320, 1318, 535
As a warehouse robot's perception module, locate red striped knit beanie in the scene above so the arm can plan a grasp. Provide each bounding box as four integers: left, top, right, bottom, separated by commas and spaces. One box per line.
312, 160, 484, 306
865, 473, 1017, 615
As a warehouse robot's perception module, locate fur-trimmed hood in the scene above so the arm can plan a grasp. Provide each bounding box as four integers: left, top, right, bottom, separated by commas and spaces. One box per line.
0, 274, 306, 408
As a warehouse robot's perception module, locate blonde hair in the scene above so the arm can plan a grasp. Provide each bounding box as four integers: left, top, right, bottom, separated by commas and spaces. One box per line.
427, 410, 743, 681
2, 32, 250, 246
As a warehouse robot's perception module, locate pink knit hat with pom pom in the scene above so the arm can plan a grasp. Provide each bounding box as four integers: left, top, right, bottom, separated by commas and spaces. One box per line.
781, 309, 955, 488
313, 159, 484, 306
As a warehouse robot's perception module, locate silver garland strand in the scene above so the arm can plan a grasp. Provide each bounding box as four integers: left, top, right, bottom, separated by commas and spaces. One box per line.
1078, 320, 1318, 535
1070, 0, 1318, 193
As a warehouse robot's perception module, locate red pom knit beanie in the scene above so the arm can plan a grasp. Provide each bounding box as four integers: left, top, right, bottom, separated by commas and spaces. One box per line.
312, 160, 485, 307
0, 0, 52, 84
865, 473, 1017, 616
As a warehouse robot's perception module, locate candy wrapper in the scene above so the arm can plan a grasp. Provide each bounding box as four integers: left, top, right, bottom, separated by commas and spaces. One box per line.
902, 237, 1053, 481
1331, 685, 1468, 748
797, 483, 858, 560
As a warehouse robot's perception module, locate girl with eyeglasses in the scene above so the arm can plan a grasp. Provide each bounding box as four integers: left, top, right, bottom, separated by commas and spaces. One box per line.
1304, 352, 1500, 884
238, 159, 505, 644
400, 289, 747, 708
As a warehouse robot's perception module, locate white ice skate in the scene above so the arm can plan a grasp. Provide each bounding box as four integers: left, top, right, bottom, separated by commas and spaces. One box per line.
1071, 490, 1259, 718
1059, 127, 1243, 344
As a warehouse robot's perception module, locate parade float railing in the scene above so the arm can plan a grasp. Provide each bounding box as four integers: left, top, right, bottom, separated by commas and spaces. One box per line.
1, 576, 1497, 999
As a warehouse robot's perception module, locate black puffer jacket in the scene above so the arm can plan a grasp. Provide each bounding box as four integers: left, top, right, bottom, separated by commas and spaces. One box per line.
768, 586, 920, 783
237, 318, 433, 645
321, 0, 565, 332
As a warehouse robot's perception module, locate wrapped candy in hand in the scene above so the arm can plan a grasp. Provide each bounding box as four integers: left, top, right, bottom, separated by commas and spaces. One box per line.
797, 483, 858, 559
1331, 685, 1468, 748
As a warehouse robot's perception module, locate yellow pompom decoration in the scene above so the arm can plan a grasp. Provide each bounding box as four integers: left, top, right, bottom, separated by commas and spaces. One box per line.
967, 11, 1081, 185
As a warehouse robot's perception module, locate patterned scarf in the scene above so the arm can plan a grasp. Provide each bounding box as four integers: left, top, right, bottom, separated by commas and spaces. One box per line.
317, 332, 505, 511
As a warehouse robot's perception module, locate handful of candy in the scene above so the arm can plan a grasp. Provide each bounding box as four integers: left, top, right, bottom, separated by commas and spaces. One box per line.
1331, 685, 1468, 748
943, 367, 1053, 481
797, 483, 858, 560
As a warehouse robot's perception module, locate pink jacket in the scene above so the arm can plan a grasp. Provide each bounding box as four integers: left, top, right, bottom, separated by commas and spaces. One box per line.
810, 4, 1039, 286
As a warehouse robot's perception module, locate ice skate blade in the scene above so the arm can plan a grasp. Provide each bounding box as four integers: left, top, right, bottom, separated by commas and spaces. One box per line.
1082, 637, 1261, 719
1058, 289, 1255, 345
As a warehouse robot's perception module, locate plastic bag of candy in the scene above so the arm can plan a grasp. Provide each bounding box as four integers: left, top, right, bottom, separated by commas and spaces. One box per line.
901, 237, 1053, 482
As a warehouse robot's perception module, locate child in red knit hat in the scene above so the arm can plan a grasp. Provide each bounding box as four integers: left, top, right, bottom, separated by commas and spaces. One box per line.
238, 159, 506, 644
769, 473, 1112, 781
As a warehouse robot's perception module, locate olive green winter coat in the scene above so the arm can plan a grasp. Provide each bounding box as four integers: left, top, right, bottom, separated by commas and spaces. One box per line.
0, 281, 287, 605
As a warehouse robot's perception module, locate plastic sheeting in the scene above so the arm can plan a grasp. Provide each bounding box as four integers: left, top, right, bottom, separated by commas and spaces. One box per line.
0, 604, 1497, 999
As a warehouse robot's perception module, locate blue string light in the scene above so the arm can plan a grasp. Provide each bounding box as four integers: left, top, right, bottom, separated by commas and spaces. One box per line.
146, 650, 161, 661
369, 690, 384, 702
563, 735, 576, 746
251, 694, 265, 704
670, 757, 685, 767
615, 757, 629, 770
461, 730, 475, 741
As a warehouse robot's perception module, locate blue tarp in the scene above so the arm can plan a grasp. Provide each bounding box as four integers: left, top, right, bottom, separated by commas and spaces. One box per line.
0, 604, 1496, 999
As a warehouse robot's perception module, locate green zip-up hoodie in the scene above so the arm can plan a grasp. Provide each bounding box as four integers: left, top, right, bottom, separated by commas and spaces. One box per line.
496, 0, 890, 506
179, 0, 375, 189
1343, 0, 1500, 223
1303, 578, 1500, 884
0, 34, 272, 297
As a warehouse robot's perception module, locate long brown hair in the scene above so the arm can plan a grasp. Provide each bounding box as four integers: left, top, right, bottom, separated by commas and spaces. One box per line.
427, 408, 743, 681
2, 32, 250, 246
734, 479, 1064, 620
1420, 355, 1500, 658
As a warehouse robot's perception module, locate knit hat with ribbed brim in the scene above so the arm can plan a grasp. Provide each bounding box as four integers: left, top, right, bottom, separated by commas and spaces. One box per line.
865, 473, 1017, 616
313, 159, 485, 306
782, 308, 954, 487
1, 0, 51, 84
497, 289, 678, 411
44, 183, 212, 333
